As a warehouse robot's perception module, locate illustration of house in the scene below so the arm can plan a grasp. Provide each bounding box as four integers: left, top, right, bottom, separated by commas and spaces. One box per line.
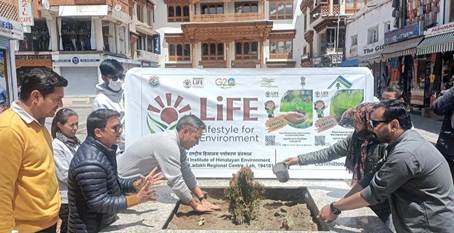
328, 76, 352, 89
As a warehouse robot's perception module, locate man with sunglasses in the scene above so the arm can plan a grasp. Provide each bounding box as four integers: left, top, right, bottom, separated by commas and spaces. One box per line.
319, 101, 454, 233
93, 59, 126, 151
67, 109, 163, 232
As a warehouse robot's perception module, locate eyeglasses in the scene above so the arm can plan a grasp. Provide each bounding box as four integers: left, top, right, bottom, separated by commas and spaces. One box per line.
369, 119, 391, 128
111, 124, 123, 133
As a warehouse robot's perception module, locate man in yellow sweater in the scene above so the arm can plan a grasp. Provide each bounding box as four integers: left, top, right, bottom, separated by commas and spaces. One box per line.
0, 67, 68, 232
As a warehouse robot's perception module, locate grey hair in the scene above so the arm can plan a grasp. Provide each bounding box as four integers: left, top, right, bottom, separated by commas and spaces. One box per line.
176, 115, 206, 132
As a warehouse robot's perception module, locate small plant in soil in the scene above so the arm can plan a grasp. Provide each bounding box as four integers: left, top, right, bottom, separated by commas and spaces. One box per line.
226, 167, 263, 225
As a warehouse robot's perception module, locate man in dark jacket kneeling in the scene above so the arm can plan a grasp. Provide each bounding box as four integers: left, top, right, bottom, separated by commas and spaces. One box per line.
67, 109, 162, 233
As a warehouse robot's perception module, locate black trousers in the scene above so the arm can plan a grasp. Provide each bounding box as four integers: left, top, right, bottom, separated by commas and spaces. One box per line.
59, 204, 69, 233
36, 223, 57, 233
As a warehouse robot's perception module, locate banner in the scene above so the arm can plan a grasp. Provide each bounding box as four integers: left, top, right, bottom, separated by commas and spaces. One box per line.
125, 68, 374, 179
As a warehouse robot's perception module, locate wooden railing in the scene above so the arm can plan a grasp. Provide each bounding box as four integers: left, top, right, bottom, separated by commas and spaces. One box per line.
192, 12, 264, 22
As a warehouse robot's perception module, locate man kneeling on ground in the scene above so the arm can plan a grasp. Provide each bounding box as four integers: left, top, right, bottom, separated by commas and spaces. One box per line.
118, 114, 220, 212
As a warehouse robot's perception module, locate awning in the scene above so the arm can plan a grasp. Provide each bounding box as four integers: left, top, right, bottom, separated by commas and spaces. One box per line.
382, 37, 424, 59
339, 58, 359, 67
417, 32, 454, 55
59, 5, 108, 16
358, 53, 384, 64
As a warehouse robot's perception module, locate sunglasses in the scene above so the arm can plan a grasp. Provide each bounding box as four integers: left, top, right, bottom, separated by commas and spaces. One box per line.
369, 119, 391, 128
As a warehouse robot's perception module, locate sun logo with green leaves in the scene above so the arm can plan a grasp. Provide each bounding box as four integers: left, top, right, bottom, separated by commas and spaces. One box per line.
146, 93, 191, 134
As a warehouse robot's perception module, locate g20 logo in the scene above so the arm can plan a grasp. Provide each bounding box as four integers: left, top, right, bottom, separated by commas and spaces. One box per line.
215, 77, 235, 89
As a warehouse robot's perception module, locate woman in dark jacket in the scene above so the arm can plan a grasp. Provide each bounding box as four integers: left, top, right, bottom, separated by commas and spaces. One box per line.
432, 86, 454, 181
284, 102, 391, 223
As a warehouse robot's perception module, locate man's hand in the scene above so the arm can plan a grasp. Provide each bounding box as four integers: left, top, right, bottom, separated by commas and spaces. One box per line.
201, 199, 221, 211
285, 157, 299, 167
133, 167, 165, 191
319, 204, 338, 222
189, 199, 212, 213
136, 181, 156, 203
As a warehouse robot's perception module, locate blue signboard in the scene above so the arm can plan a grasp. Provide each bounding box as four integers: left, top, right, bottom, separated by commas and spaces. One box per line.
384, 24, 421, 44
152, 34, 160, 54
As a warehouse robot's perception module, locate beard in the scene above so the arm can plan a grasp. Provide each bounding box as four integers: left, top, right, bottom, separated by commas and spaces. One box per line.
356, 129, 376, 141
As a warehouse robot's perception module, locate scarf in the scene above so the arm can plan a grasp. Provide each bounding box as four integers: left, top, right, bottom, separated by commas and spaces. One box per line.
344, 102, 376, 184
56, 131, 80, 154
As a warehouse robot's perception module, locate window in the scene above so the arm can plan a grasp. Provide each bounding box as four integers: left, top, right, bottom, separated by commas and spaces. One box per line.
118, 26, 126, 54
351, 34, 358, 46
235, 41, 258, 59
269, 0, 293, 20
201, 3, 224, 14
202, 43, 224, 60
367, 25, 379, 44
137, 2, 144, 22
235, 2, 258, 13
137, 35, 146, 51
147, 36, 153, 52
450, 0, 454, 22
326, 28, 336, 48
60, 18, 92, 51
168, 5, 190, 22
384, 22, 391, 33
19, 20, 50, 51
102, 24, 111, 52
147, 3, 154, 25
168, 43, 190, 61
269, 39, 292, 59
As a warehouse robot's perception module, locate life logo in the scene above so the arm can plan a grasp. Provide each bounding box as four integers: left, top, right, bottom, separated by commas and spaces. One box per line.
183, 77, 204, 88
147, 75, 160, 87
71, 57, 80, 64
146, 93, 191, 133
215, 77, 235, 88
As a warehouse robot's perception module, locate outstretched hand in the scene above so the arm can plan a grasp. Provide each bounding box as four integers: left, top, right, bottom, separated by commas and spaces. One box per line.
284, 157, 299, 167
201, 199, 221, 211
134, 167, 166, 191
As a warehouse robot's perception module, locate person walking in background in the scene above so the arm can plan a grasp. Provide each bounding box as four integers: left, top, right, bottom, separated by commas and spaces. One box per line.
432, 85, 454, 181
93, 59, 126, 151
283, 103, 391, 224
319, 101, 454, 233
381, 85, 402, 101
67, 109, 163, 232
51, 108, 81, 233
118, 115, 221, 213
0, 67, 67, 232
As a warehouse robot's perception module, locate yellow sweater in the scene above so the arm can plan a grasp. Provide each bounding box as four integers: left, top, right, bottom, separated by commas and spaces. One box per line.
0, 109, 61, 232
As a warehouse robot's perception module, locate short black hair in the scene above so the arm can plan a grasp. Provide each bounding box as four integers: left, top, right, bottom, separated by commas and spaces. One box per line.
382, 85, 402, 99
86, 109, 121, 137
17, 67, 68, 101
176, 115, 206, 132
374, 100, 412, 130
99, 59, 124, 77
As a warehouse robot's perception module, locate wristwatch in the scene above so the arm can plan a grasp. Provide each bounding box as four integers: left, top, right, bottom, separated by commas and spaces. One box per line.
198, 192, 207, 202
329, 202, 342, 215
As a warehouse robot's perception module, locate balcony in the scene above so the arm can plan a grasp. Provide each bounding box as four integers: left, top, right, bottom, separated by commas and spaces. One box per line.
191, 12, 265, 22
137, 50, 159, 63
310, 4, 339, 24
199, 60, 227, 68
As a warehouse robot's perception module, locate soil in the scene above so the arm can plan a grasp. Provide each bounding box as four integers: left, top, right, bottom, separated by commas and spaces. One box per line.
167, 197, 318, 231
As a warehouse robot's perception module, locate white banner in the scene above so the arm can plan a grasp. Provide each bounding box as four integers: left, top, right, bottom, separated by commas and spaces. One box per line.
125, 68, 374, 179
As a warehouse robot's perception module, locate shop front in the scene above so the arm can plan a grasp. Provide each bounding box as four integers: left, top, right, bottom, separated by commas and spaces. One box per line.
383, 23, 423, 105
416, 22, 454, 107
52, 53, 101, 96
0, 16, 23, 111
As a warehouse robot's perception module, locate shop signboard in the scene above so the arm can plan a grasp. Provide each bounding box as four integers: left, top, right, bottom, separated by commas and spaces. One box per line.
18, 0, 34, 26
52, 54, 101, 67
0, 16, 23, 41
385, 24, 420, 44
125, 68, 374, 179
424, 22, 454, 37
